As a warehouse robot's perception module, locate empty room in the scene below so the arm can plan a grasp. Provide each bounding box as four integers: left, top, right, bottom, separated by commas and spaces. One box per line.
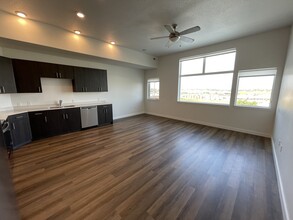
0, 0, 293, 219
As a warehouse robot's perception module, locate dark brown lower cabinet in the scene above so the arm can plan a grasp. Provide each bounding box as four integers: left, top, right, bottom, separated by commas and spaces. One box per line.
98, 104, 113, 126
29, 108, 81, 140
60, 108, 81, 133
7, 113, 32, 149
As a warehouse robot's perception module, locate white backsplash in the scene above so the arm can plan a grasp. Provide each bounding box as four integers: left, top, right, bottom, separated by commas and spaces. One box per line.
10, 78, 108, 107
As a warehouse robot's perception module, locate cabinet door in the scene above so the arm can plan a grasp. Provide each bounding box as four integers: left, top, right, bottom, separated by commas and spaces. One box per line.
39, 62, 59, 78
85, 68, 99, 92
46, 110, 62, 137
29, 111, 48, 140
0, 127, 5, 150
97, 106, 106, 125
58, 64, 74, 79
9, 113, 32, 149
61, 108, 81, 133
0, 57, 17, 94
98, 105, 113, 125
105, 105, 113, 124
99, 70, 108, 92
73, 67, 86, 92
12, 59, 42, 93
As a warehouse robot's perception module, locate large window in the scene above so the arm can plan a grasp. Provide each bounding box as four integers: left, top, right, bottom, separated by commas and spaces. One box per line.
147, 78, 160, 100
235, 68, 276, 108
178, 50, 236, 105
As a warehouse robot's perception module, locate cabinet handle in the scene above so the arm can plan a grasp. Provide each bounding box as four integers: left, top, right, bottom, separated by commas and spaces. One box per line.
12, 123, 16, 130
63, 114, 66, 119
38, 87, 41, 93
16, 116, 24, 119
66, 114, 69, 119
56, 72, 58, 78
44, 116, 48, 123
2, 86, 5, 93
35, 113, 43, 115
60, 73, 62, 78
85, 87, 88, 92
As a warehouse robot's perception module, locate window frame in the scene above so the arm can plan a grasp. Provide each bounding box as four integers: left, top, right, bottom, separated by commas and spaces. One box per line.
177, 49, 236, 106
147, 78, 160, 100
234, 68, 277, 109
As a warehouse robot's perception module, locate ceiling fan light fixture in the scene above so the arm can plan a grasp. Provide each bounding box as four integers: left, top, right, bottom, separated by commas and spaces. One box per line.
170, 36, 180, 42
110, 41, 116, 45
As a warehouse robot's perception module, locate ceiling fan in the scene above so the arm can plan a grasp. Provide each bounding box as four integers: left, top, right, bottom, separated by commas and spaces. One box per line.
150, 24, 201, 47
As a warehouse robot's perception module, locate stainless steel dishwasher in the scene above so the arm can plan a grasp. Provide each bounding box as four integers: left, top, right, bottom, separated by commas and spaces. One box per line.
80, 106, 98, 128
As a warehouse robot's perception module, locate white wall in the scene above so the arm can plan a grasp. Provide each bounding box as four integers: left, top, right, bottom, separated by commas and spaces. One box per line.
145, 27, 291, 137
0, 46, 145, 119
273, 26, 293, 220
0, 95, 12, 110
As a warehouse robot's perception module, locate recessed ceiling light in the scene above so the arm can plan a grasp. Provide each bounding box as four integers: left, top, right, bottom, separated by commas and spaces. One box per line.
76, 12, 85, 18
110, 41, 116, 45
74, 30, 81, 35
15, 11, 27, 18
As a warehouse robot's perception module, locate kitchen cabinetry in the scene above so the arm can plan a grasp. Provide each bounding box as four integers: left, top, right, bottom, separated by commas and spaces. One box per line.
29, 110, 61, 140
39, 62, 74, 79
7, 113, 32, 149
29, 108, 81, 140
60, 108, 81, 133
0, 127, 5, 150
0, 57, 17, 94
98, 104, 113, 126
12, 59, 42, 93
73, 67, 108, 92
97, 70, 108, 92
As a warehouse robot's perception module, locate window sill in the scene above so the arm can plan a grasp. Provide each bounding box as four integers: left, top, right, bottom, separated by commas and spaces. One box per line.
234, 105, 272, 110
177, 100, 230, 107
147, 98, 160, 101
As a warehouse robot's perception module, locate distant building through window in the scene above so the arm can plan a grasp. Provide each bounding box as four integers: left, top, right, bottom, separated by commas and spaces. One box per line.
235, 68, 276, 108
147, 78, 160, 100
178, 50, 236, 105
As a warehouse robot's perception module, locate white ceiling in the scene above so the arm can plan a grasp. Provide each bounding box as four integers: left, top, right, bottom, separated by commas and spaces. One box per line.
0, 0, 292, 56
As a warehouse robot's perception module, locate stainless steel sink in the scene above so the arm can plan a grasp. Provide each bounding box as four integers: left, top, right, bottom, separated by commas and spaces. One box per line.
49, 105, 76, 109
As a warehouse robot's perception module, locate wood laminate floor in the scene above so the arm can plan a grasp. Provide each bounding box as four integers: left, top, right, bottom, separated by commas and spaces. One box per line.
10, 114, 282, 220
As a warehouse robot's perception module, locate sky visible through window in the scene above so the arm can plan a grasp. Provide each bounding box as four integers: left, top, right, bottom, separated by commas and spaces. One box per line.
179, 51, 236, 105
148, 81, 159, 99
236, 70, 276, 107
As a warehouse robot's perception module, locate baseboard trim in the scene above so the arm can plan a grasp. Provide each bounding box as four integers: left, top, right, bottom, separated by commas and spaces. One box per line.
113, 112, 145, 120
146, 112, 270, 137
271, 138, 289, 220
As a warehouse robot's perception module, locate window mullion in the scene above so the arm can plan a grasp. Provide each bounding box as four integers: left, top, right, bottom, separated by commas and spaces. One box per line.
203, 58, 206, 74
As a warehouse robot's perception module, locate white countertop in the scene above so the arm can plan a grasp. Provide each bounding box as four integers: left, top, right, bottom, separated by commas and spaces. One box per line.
0, 102, 111, 120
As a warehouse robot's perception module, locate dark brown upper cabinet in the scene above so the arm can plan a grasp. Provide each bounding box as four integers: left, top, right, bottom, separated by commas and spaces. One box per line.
39, 62, 74, 79
73, 67, 108, 92
12, 59, 42, 93
0, 56, 17, 94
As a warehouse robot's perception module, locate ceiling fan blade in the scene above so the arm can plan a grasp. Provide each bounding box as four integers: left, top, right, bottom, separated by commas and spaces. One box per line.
180, 36, 195, 43
180, 26, 201, 35
164, 24, 175, 33
150, 36, 169, 40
